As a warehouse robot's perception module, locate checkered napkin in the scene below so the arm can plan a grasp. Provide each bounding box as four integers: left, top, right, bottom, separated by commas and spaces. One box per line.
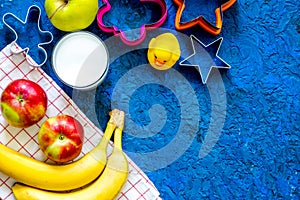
0, 43, 161, 200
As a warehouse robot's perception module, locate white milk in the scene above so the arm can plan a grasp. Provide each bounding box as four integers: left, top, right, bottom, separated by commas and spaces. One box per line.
52, 31, 109, 90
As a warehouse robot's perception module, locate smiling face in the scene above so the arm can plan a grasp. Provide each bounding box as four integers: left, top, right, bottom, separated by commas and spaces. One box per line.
147, 33, 181, 70
148, 48, 174, 70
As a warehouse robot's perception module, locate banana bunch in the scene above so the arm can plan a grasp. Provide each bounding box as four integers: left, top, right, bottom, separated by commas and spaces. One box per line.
0, 113, 117, 191
0, 109, 128, 199
12, 109, 128, 199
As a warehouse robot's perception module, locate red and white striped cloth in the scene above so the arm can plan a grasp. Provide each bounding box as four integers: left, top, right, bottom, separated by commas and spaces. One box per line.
0, 43, 161, 200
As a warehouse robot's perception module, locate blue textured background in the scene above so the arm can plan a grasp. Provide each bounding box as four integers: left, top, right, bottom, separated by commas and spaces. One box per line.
0, 0, 299, 199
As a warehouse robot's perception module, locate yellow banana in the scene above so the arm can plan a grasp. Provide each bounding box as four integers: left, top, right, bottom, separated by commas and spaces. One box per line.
0, 111, 118, 191
12, 110, 129, 200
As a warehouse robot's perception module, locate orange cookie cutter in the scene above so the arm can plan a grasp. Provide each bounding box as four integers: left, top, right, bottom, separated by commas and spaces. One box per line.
173, 0, 237, 35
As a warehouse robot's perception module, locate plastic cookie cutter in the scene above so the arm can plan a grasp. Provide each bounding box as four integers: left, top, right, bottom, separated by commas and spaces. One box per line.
172, 0, 236, 35
2, 5, 54, 68
97, 0, 167, 46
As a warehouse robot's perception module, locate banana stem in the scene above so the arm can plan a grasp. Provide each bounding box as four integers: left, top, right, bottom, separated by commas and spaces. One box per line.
98, 121, 116, 148
98, 109, 124, 150
99, 109, 124, 149
110, 109, 125, 150
114, 127, 123, 150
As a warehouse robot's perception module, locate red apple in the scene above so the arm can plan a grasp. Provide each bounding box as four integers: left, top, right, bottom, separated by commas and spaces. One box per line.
1, 79, 48, 128
38, 115, 84, 163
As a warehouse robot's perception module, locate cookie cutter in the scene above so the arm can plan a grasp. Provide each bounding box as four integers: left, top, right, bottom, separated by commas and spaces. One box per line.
97, 0, 167, 46
2, 5, 54, 68
180, 35, 231, 84
173, 0, 237, 35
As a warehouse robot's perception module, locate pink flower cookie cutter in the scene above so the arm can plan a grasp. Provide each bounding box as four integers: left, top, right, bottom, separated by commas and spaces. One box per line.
2, 5, 53, 68
97, 0, 167, 46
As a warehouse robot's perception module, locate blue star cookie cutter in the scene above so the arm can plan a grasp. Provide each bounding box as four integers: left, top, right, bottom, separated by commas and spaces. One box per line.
2, 5, 53, 68
180, 35, 231, 84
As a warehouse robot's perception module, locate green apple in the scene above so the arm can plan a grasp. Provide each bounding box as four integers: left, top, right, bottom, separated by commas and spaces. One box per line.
44, 0, 98, 32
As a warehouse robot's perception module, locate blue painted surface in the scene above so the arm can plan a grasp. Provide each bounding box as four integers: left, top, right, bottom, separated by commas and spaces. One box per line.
0, 0, 299, 199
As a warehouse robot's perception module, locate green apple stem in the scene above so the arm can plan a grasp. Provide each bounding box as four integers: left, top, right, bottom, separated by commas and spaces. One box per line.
49, 3, 66, 19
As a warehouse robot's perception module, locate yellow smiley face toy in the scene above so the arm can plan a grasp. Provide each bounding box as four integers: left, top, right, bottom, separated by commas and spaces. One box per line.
147, 33, 181, 70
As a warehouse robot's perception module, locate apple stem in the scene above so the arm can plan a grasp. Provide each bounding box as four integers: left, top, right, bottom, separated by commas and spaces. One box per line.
59, 135, 64, 140
49, 4, 66, 19
16, 94, 24, 104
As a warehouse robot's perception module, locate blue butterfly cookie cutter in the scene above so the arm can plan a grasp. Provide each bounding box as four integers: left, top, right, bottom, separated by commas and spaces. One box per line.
2, 5, 53, 68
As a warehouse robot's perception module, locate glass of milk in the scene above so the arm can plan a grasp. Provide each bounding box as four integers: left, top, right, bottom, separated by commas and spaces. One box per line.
52, 31, 109, 90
